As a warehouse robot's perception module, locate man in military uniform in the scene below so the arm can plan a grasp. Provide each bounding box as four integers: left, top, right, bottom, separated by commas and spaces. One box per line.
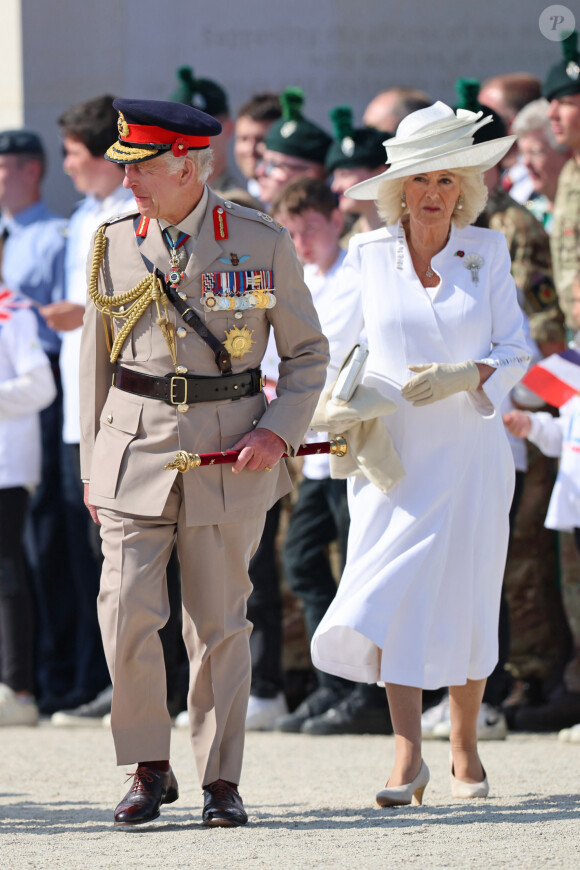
508, 29, 580, 733
545, 30, 580, 332
80, 98, 328, 827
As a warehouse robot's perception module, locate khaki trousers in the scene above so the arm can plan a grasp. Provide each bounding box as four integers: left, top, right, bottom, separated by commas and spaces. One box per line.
97, 476, 265, 786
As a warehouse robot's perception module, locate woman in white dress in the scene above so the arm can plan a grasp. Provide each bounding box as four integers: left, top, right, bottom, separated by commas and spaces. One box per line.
311, 102, 531, 806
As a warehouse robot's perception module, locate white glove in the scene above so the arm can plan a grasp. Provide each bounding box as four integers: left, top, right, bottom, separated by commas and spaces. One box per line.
401, 361, 480, 407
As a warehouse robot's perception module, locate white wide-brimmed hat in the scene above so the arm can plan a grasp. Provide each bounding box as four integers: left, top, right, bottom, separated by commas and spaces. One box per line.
346, 101, 516, 200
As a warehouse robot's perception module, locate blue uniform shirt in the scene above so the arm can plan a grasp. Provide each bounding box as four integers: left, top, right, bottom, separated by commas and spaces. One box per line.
0, 201, 67, 357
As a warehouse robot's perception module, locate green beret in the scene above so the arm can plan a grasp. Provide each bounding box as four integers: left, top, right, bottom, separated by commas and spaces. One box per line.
325, 106, 388, 172
543, 30, 580, 100
264, 87, 332, 164
170, 66, 229, 118
454, 78, 508, 142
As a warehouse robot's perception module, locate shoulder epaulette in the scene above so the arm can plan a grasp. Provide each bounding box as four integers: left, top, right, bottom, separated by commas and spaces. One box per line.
218, 199, 284, 232
97, 210, 140, 232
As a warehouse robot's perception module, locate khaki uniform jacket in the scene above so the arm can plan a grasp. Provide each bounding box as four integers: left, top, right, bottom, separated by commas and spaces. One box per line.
79, 187, 329, 525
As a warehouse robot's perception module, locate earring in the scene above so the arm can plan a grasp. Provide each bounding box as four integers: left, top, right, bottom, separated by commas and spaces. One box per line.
400, 193, 407, 208
456, 195, 463, 211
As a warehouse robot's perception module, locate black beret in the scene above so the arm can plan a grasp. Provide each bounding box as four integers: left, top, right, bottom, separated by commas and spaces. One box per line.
265, 88, 332, 165
325, 106, 388, 172
0, 129, 44, 156
543, 30, 580, 100
171, 66, 229, 118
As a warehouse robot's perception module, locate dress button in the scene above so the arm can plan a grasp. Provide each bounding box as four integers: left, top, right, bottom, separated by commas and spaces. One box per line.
234, 311, 243, 319
177, 404, 189, 413
107, 414, 113, 424
252, 419, 258, 427
176, 327, 187, 339
176, 365, 188, 374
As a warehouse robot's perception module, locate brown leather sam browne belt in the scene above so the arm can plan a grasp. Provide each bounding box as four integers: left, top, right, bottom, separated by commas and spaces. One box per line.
114, 366, 262, 405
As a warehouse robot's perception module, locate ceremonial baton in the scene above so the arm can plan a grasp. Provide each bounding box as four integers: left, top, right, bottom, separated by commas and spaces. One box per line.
163, 436, 348, 473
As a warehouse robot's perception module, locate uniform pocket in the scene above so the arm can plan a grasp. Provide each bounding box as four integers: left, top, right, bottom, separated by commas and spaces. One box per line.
90, 391, 143, 498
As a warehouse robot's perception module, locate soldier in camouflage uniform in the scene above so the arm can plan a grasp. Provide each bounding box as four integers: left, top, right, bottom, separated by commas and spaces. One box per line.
510, 31, 580, 732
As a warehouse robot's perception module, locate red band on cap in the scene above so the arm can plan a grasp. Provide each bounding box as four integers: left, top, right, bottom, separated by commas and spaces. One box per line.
122, 122, 210, 148
213, 205, 228, 240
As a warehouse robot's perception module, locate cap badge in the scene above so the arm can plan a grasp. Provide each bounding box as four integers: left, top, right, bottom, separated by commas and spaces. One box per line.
117, 112, 130, 138
566, 60, 580, 81
341, 136, 355, 157
280, 120, 298, 138
222, 325, 255, 359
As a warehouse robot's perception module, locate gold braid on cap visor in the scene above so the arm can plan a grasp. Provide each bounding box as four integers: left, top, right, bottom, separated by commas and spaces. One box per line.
105, 141, 161, 162
88, 225, 177, 366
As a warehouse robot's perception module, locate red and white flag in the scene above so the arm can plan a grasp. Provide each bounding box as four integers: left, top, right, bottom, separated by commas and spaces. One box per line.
522, 349, 580, 408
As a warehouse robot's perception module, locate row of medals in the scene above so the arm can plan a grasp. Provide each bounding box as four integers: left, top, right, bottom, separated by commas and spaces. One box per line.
166, 249, 275, 359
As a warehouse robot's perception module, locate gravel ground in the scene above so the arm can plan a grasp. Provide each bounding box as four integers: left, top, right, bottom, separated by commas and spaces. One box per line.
0, 725, 578, 869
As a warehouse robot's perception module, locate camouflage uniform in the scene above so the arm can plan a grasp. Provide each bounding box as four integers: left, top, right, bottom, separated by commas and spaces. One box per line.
550, 158, 580, 330
483, 187, 570, 689
486, 187, 565, 341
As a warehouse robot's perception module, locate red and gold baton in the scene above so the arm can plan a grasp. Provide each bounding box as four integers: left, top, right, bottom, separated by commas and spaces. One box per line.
163, 436, 348, 473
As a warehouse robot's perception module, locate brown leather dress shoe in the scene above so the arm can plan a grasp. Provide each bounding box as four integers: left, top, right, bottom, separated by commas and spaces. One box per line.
202, 779, 248, 827
114, 765, 179, 825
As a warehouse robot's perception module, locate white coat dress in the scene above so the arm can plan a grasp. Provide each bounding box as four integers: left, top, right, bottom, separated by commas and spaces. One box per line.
311, 220, 531, 689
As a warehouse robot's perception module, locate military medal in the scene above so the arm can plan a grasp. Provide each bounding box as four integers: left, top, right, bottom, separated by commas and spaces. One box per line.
163, 228, 190, 288
201, 269, 276, 311
223, 325, 255, 359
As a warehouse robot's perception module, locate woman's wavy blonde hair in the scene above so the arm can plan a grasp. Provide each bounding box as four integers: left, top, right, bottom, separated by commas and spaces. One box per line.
376, 166, 488, 229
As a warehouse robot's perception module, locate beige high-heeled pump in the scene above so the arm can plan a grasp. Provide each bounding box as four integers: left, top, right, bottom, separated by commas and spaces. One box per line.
376, 759, 430, 807
450, 763, 489, 798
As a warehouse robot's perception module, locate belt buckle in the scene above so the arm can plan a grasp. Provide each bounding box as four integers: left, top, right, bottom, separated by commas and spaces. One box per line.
170, 375, 188, 405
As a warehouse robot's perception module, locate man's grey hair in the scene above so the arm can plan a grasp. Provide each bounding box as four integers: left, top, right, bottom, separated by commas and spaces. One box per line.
158, 147, 214, 183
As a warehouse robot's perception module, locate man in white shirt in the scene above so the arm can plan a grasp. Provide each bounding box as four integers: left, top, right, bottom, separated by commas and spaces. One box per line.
270, 178, 391, 735
40, 96, 135, 720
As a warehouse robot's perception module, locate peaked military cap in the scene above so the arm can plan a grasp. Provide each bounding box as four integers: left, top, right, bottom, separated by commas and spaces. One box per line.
105, 98, 222, 164
325, 106, 388, 172
264, 88, 332, 164
543, 30, 580, 100
0, 129, 44, 155
454, 78, 508, 142
171, 66, 229, 117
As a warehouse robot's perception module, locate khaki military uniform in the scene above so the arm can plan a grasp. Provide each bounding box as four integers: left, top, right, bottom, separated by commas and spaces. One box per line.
79, 187, 329, 785
551, 158, 580, 330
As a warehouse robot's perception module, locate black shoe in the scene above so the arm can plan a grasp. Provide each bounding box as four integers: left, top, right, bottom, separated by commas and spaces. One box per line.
274, 685, 348, 733
114, 765, 179, 825
51, 685, 113, 726
511, 690, 580, 733
202, 780, 248, 827
38, 688, 94, 716
301, 689, 393, 735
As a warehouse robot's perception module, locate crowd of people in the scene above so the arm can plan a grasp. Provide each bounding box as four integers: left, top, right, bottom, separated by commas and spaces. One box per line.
0, 29, 579, 825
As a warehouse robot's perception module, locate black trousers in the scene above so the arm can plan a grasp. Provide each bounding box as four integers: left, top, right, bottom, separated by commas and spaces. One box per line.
247, 501, 283, 698
483, 469, 525, 706
282, 476, 351, 692
0, 487, 35, 693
